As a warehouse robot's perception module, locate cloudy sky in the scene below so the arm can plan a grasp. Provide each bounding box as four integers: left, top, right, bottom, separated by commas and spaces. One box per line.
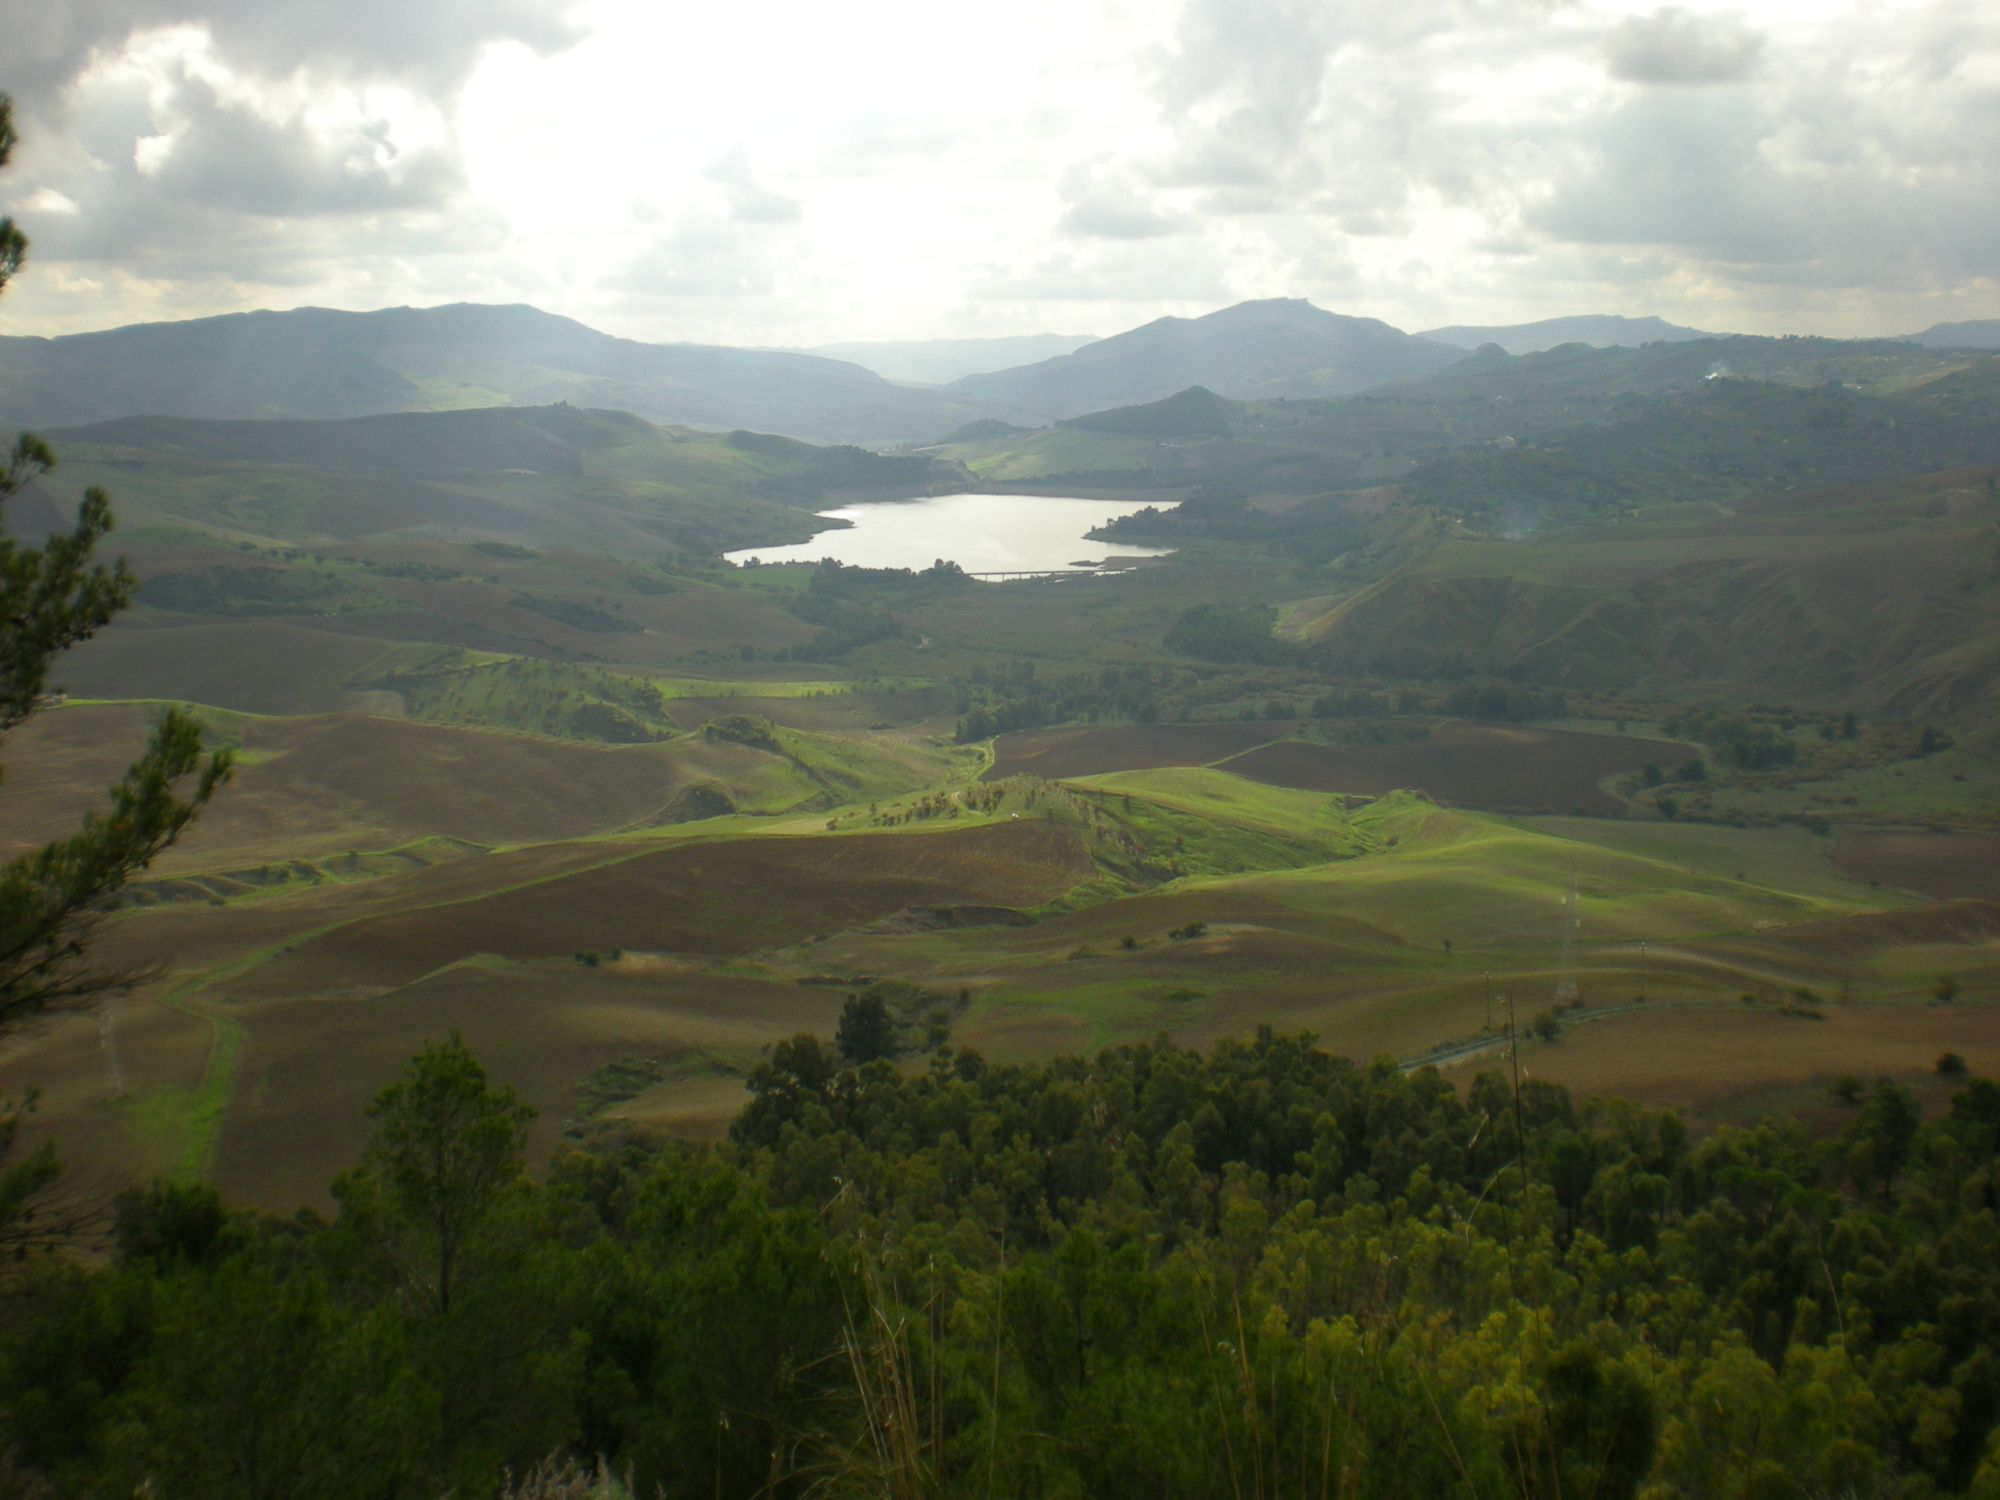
3, 0, 1996, 346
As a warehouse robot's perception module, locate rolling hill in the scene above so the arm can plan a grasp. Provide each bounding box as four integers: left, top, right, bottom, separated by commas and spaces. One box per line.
1289, 467, 2000, 721
1417, 313, 1719, 353
0, 302, 1025, 445
1899, 319, 2000, 349
944, 298, 1466, 417
931, 338, 2000, 498
39, 403, 970, 554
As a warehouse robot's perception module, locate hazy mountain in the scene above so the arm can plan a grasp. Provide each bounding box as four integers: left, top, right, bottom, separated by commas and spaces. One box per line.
1293, 464, 2000, 720
1418, 314, 1718, 354
944, 298, 1465, 417
1897, 320, 2000, 349
0, 303, 1024, 446
40, 404, 968, 556
803, 333, 1098, 384
47, 402, 961, 496
932, 337, 1997, 498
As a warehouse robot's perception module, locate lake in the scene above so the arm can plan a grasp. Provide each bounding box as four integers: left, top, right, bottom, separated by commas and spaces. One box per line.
722, 492, 1176, 576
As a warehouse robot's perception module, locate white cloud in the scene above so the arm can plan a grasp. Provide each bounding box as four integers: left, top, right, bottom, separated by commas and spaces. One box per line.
0, 0, 1995, 343
1606, 8, 1765, 85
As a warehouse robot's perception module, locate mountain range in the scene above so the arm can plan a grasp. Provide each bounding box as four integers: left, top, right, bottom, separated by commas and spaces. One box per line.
5, 297, 1997, 447
3, 298, 1471, 443
801, 333, 1098, 385
1417, 314, 1717, 354
0, 303, 1014, 447
943, 298, 1464, 416
1898, 320, 2000, 350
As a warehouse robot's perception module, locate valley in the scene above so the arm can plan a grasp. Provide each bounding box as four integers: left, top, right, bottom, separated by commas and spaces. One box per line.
5, 306, 1998, 1218
10, 8, 2000, 1487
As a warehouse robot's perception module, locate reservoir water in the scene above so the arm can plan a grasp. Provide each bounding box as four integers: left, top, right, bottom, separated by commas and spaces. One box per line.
722, 492, 1176, 576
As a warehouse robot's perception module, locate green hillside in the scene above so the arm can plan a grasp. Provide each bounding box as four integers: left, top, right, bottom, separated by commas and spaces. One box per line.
1291, 467, 2000, 720
931, 338, 1997, 499
944, 297, 1465, 415
44, 404, 968, 555
0, 302, 1027, 444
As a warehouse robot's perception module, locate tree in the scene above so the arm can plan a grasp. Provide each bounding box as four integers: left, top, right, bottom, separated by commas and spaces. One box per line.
0, 93, 229, 1252
1846, 1079, 1920, 1196
836, 992, 899, 1064
0, 96, 230, 1027
341, 1031, 534, 1317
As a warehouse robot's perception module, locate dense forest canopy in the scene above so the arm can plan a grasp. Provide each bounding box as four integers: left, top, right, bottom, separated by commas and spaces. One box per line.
5, 1031, 1998, 1498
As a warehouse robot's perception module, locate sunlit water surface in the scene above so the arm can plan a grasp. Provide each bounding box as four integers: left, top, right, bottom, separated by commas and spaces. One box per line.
722, 492, 1177, 576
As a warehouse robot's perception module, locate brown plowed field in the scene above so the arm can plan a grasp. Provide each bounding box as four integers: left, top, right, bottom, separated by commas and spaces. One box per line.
1461, 1002, 2000, 1115
1746, 898, 2000, 962
987, 720, 1680, 812
210, 964, 829, 1209
0, 707, 700, 866
1833, 829, 2000, 902
1220, 724, 1685, 813
57, 619, 394, 714
986, 721, 1300, 780
219, 820, 1095, 1000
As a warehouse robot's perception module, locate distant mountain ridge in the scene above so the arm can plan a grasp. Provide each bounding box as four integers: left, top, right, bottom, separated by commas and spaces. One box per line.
944, 298, 1466, 417
37, 403, 968, 557
1897, 320, 2000, 350
1418, 314, 1719, 354
0, 303, 1023, 447
803, 333, 1099, 385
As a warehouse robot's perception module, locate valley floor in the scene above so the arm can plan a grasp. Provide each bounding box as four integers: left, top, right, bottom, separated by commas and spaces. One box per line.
5, 613, 1995, 1210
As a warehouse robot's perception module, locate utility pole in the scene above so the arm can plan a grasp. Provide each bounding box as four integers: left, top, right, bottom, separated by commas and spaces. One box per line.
1484, 970, 1493, 1032
1503, 989, 1529, 1293
1555, 876, 1579, 1007
1507, 989, 1526, 1183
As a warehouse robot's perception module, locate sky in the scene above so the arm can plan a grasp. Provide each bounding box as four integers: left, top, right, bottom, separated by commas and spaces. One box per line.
3, 0, 1996, 346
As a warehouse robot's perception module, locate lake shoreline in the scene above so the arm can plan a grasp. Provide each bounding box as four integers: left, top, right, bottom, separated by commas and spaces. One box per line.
722, 492, 1182, 575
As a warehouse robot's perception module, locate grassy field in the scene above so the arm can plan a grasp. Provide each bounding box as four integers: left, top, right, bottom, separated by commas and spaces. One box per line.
990, 719, 1687, 814
8, 685, 1995, 1209
8, 397, 2000, 1215
1450, 1002, 2000, 1121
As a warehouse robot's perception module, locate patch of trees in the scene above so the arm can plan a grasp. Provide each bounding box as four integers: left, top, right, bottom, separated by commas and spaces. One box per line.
834, 981, 964, 1062
953, 662, 1166, 741
778, 588, 907, 661
9, 1032, 2000, 1496
1164, 602, 1296, 664
139, 564, 367, 617
1403, 448, 1643, 521
803, 558, 972, 593
1402, 377, 2000, 520
723, 431, 944, 504
1663, 707, 1800, 769
1099, 489, 1367, 568
1309, 687, 1393, 718
1059, 385, 1234, 437
1443, 680, 1569, 722
508, 592, 628, 634
344, 556, 462, 582
699, 714, 783, 752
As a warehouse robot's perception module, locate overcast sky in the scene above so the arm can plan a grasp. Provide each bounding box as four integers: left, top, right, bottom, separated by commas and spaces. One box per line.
3, 0, 1995, 345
